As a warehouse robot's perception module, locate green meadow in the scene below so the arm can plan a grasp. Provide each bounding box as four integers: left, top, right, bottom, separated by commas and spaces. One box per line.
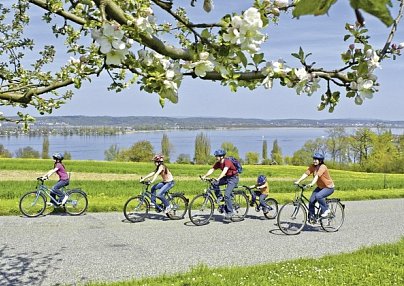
1, 158, 404, 215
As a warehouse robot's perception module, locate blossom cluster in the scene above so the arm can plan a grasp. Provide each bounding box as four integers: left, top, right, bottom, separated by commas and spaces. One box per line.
138, 50, 182, 103
183, 52, 215, 77
91, 23, 132, 65
222, 7, 266, 54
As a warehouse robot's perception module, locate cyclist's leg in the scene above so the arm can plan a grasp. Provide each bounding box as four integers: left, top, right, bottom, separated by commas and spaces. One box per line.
315, 187, 334, 214
308, 188, 320, 218
156, 181, 175, 208
151, 183, 163, 206
224, 175, 238, 214
259, 194, 271, 212
211, 179, 222, 200
52, 180, 69, 203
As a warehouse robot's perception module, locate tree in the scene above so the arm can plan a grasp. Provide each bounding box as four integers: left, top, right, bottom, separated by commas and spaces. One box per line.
0, 144, 12, 158
117, 140, 154, 162
350, 128, 374, 165
104, 144, 120, 161
194, 132, 211, 164
63, 151, 72, 160
262, 139, 268, 162
41, 136, 50, 159
176, 153, 192, 164
1, 1, 403, 125
220, 141, 240, 159
326, 127, 348, 164
245, 151, 259, 165
161, 133, 172, 162
15, 146, 40, 158
270, 139, 283, 164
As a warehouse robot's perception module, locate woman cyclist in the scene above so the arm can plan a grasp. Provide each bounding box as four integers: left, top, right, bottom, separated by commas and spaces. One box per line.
294, 152, 334, 221
140, 154, 175, 214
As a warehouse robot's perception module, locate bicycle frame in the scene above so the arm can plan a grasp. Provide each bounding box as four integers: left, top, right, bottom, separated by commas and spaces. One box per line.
35, 179, 67, 205
292, 184, 323, 218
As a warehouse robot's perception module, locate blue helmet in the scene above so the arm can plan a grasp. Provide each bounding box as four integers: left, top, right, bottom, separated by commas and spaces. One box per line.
213, 149, 226, 157
257, 175, 267, 186
313, 152, 325, 161
52, 152, 64, 160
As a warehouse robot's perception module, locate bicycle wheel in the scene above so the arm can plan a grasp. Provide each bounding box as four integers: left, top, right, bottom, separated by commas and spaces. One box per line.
263, 198, 278, 219
167, 194, 188, 220
19, 191, 46, 217
123, 195, 149, 222
320, 200, 345, 232
64, 190, 88, 216
277, 202, 307, 235
231, 191, 249, 222
188, 194, 214, 226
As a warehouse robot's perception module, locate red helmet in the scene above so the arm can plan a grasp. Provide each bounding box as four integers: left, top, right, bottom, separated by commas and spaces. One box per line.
152, 154, 164, 162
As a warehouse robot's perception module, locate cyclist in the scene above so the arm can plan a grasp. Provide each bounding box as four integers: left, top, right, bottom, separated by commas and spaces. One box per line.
201, 149, 239, 220
140, 154, 174, 214
294, 152, 334, 221
41, 152, 69, 205
249, 175, 272, 214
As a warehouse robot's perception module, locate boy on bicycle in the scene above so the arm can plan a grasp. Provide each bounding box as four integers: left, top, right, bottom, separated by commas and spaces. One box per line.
294, 152, 334, 221
41, 152, 69, 205
249, 175, 272, 214
140, 154, 174, 214
201, 149, 239, 220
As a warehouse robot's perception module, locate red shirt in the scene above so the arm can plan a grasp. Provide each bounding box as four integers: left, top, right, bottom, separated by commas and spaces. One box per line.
213, 159, 238, 176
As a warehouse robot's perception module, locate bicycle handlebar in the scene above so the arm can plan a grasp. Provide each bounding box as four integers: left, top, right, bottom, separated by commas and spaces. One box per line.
199, 176, 217, 183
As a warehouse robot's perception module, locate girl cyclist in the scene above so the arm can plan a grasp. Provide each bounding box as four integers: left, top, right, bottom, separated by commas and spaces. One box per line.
41, 152, 69, 205
249, 175, 272, 214
140, 154, 175, 214
294, 152, 334, 221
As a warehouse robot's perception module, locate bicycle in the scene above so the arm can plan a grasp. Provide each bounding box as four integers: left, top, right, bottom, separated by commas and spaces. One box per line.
19, 177, 88, 217
243, 186, 278, 219
188, 177, 249, 226
123, 180, 189, 222
277, 183, 345, 235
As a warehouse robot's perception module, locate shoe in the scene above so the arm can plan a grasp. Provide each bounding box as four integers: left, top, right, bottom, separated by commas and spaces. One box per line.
255, 206, 260, 212
224, 212, 235, 220
61, 195, 69, 205
164, 205, 172, 214
249, 201, 255, 207
321, 209, 331, 217
307, 219, 316, 225
149, 202, 156, 208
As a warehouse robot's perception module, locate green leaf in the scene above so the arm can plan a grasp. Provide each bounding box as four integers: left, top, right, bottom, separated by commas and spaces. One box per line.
236, 51, 248, 68
252, 53, 264, 65
350, 0, 394, 26
293, 0, 338, 17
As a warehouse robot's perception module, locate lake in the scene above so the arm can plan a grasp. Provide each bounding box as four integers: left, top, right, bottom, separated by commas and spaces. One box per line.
1, 127, 403, 161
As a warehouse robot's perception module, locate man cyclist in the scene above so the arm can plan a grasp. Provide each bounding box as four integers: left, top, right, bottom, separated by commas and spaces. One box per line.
201, 149, 239, 220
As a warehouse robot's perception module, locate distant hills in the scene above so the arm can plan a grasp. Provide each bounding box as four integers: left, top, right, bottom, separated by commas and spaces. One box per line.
14, 116, 404, 130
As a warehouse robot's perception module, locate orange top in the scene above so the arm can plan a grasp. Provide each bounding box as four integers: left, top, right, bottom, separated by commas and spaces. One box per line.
254, 182, 269, 195
157, 164, 174, 182
305, 164, 334, 189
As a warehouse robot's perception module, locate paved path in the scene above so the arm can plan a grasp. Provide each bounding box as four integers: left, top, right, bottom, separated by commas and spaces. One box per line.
1, 199, 403, 286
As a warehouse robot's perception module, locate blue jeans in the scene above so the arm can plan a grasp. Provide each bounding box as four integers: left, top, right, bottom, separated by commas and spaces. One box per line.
151, 181, 175, 208
309, 187, 334, 216
212, 175, 239, 213
51, 179, 69, 201
251, 191, 270, 210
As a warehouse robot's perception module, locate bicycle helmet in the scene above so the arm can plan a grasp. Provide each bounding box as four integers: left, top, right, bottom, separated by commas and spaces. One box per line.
312, 152, 325, 161
257, 175, 267, 186
213, 149, 226, 157
152, 154, 164, 162
52, 152, 64, 161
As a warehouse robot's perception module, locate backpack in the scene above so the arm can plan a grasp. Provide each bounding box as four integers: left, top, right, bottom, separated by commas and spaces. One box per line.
226, 156, 243, 174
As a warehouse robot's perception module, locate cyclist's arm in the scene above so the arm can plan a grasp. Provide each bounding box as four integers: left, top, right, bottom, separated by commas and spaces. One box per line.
201, 168, 215, 179
42, 167, 58, 179
140, 171, 156, 182
217, 167, 229, 181
308, 175, 319, 187
295, 173, 308, 185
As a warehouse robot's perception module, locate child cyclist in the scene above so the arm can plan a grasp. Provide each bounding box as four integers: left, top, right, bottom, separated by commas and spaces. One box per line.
140, 154, 174, 214
249, 175, 272, 214
41, 152, 69, 205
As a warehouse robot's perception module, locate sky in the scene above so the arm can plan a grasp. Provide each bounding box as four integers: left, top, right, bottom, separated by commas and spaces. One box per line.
2, 0, 404, 121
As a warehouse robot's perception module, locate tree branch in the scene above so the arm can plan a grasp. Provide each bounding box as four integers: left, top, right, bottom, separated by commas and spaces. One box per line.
380, 0, 404, 57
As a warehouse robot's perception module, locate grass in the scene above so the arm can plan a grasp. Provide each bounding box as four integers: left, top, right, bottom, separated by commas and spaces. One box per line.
1, 158, 404, 216
84, 238, 404, 286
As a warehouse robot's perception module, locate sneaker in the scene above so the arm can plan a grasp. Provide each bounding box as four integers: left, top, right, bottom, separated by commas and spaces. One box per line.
61, 195, 69, 205
249, 201, 255, 207
149, 202, 156, 208
164, 205, 172, 214
255, 206, 260, 212
321, 209, 331, 217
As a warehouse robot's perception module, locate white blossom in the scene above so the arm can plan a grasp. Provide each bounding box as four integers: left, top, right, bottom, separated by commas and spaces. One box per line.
398, 42, 404, 49
294, 67, 309, 81
365, 49, 380, 69
105, 49, 129, 65
262, 76, 273, 89
350, 77, 374, 101
274, 0, 289, 8
185, 52, 215, 77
